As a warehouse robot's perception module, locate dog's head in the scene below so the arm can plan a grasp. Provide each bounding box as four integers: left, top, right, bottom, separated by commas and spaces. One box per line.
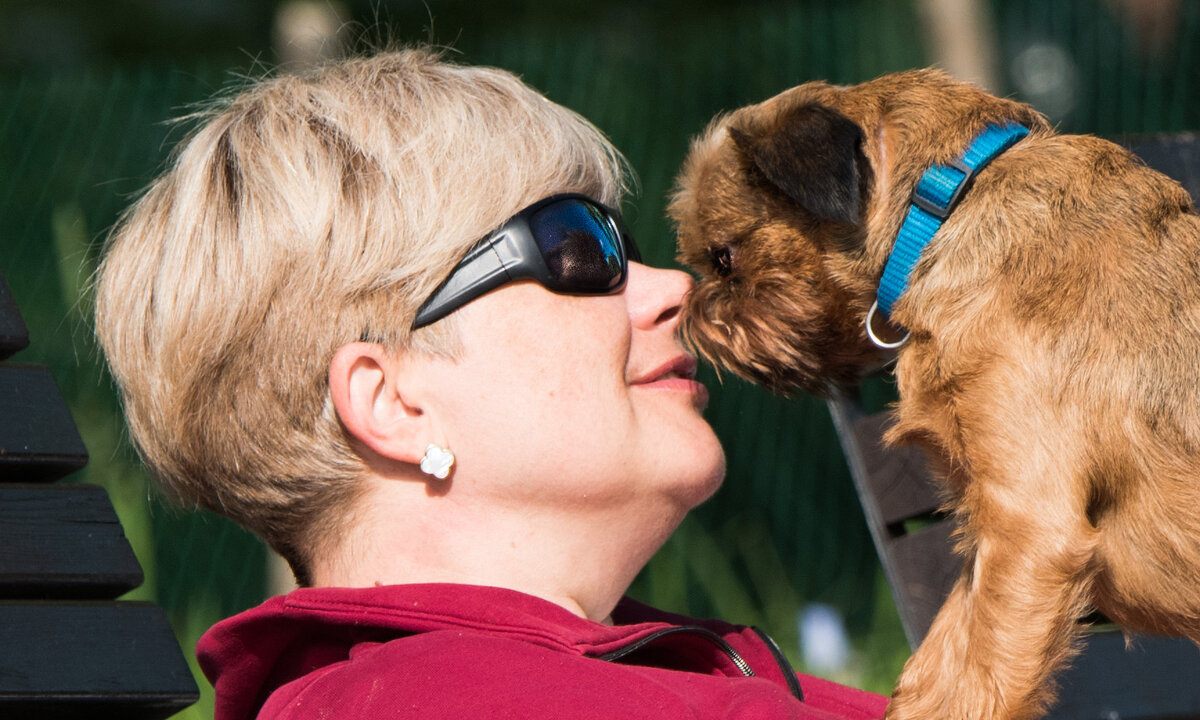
670, 70, 1047, 396
670, 86, 885, 396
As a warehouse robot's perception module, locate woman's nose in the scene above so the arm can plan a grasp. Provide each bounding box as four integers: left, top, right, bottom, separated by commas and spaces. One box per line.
625, 262, 692, 330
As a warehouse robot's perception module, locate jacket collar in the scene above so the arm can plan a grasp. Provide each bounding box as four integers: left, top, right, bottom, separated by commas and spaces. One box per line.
196, 583, 752, 720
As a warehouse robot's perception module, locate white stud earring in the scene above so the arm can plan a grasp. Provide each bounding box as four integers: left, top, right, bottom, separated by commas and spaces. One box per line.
419, 443, 455, 480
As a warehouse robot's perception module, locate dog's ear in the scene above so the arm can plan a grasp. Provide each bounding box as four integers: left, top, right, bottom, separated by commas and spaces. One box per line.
730, 103, 865, 225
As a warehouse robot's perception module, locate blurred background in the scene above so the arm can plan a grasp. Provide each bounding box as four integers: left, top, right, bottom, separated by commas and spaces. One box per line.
1, 0, 1197, 717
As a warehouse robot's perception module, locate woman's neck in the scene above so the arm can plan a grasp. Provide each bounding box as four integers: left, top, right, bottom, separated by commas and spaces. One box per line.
309, 473, 687, 623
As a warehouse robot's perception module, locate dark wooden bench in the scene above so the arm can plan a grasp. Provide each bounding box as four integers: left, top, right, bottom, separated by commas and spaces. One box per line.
0, 271, 197, 718
828, 133, 1200, 719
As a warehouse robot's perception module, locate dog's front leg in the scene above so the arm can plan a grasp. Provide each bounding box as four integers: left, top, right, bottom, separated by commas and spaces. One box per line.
885, 487, 1100, 720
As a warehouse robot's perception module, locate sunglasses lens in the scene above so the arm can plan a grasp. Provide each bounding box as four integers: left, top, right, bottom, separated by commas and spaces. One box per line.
530, 200, 627, 291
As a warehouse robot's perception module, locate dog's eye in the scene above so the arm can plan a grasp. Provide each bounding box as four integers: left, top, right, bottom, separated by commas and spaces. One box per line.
709, 245, 734, 278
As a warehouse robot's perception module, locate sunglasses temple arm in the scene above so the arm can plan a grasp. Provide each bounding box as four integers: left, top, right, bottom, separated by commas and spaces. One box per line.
412, 235, 519, 328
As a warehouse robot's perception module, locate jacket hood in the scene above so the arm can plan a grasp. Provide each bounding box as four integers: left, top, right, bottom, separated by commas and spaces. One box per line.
197, 583, 742, 720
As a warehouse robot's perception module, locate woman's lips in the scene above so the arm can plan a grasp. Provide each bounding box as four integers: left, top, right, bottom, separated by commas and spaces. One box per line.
632, 355, 709, 408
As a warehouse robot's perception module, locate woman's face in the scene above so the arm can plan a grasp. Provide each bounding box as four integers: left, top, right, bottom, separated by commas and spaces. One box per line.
421, 261, 726, 517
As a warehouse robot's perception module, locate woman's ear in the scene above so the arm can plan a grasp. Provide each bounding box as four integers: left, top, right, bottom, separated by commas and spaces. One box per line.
328, 342, 428, 464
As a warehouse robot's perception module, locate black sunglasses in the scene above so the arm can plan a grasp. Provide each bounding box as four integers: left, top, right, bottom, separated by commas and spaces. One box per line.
412, 193, 642, 328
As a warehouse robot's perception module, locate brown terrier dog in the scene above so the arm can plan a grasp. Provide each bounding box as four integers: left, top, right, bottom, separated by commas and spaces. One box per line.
670, 69, 1200, 720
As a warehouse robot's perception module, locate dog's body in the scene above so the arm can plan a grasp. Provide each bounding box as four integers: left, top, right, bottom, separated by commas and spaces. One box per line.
671, 69, 1200, 720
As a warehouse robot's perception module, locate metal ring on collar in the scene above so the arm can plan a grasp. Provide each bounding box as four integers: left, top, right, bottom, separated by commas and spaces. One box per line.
866, 300, 910, 350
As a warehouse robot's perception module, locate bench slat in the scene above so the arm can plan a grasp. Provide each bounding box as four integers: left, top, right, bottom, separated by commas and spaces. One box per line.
886, 521, 961, 643
0, 601, 199, 719
0, 484, 143, 598
1126, 132, 1200, 203
850, 411, 944, 530
0, 365, 89, 482
0, 274, 29, 361
1050, 631, 1200, 719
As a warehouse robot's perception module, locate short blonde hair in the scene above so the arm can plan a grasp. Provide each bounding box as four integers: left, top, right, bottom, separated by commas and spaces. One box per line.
94, 47, 631, 584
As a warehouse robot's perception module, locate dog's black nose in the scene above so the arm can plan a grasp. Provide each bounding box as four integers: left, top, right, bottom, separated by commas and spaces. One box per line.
710, 245, 734, 278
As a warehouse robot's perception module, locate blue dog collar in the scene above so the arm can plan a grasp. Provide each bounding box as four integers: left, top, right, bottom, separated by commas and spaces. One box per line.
871, 123, 1030, 346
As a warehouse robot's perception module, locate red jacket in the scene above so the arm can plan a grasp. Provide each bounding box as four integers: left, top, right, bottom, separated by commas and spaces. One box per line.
198, 583, 889, 719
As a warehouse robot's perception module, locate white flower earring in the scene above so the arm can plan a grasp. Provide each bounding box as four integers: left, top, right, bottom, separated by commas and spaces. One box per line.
419, 443, 455, 480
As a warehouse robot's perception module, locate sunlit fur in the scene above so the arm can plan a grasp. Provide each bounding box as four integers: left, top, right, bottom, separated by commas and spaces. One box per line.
672, 69, 1200, 720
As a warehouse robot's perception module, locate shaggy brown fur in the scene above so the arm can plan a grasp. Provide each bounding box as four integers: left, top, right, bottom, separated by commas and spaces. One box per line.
670, 69, 1200, 720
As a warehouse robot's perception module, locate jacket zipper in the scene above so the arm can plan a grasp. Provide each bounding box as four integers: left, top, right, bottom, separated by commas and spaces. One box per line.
599, 625, 757, 675
599, 625, 804, 702
751, 626, 804, 701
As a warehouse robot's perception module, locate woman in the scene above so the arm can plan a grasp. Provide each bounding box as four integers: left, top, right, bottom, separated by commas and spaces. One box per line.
94, 47, 888, 719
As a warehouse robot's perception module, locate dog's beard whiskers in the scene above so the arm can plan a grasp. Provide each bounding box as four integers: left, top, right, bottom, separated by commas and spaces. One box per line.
684, 277, 830, 395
